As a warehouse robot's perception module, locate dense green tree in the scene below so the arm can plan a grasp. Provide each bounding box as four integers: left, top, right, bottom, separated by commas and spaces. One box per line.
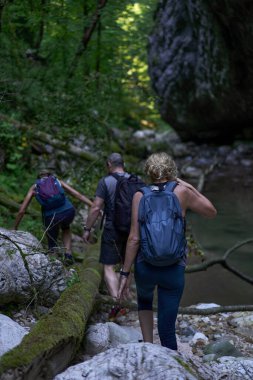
0, 0, 160, 145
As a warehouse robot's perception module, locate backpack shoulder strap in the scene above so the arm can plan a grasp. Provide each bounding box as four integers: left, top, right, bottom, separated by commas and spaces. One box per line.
110, 172, 119, 181
139, 186, 152, 196
164, 181, 178, 193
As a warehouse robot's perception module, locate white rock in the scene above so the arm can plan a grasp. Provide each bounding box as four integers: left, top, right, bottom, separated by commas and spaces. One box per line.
230, 313, 253, 328
54, 343, 198, 380
133, 130, 156, 139
194, 303, 220, 310
212, 356, 253, 380
0, 314, 28, 356
191, 332, 209, 345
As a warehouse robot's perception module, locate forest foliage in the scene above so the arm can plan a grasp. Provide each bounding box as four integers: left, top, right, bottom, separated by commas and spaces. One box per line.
0, 0, 163, 143
0, 0, 166, 235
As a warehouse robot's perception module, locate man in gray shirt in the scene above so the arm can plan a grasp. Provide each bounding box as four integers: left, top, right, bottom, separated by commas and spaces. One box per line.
83, 153, 131, 316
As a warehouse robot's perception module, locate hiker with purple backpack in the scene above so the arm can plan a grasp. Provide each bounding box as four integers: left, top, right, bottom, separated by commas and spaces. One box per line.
14, 169, 93, 265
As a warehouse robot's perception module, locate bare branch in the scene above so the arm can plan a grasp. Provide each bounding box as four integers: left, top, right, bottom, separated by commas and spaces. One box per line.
68, 0, 108, 78
96, 294, 253, 315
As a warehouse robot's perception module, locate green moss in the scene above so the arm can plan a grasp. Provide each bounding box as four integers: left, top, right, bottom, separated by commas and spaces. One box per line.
174, 357, 199, 377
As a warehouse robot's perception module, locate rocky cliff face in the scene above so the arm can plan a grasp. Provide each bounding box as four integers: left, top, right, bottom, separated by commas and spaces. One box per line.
148, 0, 253, 142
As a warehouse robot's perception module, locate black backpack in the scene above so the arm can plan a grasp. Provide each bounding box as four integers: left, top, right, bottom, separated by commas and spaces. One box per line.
111, 173, 146, 234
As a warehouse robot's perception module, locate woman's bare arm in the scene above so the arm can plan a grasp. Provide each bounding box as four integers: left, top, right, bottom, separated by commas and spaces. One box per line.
176, 178, 217, 218
60, 180, 93, 207
14, 185, 35, 229
118, 191, 142, 300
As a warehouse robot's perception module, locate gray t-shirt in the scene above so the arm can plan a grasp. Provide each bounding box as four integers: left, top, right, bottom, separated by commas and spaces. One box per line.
95, 172, 130, 229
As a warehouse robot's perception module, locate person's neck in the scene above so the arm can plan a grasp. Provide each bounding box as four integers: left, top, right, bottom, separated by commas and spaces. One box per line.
153, 178, 170, 184
110, 167, 124, 174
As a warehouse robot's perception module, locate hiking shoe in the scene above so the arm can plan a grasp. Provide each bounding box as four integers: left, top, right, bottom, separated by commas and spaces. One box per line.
108, 306, 127, 322
64, 253, 75, 266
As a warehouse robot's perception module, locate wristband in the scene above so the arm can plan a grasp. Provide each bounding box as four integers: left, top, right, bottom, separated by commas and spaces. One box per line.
120, 269, 130, 277
83, 226, 91, 232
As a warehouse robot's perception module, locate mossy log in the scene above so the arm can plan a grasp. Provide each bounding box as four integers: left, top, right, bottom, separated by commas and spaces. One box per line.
0, 243, 103, 380
0, 192, 40, 217
0, 114, 97, 162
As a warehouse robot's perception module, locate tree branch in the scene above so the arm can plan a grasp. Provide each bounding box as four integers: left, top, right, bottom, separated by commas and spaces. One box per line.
96, 294, 253, 315
67, 0, 108, 78
0, 191, 40, 217
186, 238, 253, 285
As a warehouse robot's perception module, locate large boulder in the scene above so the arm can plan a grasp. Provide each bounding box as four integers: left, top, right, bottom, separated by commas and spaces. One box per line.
148, 0, 253, 142
55, 343, 198, 380
0, 228, 67, 306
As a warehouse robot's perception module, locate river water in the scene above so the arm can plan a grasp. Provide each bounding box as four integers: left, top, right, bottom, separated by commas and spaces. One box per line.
181, 172, 253, 306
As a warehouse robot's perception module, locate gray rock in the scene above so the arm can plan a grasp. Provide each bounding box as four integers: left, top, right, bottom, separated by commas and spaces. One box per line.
204, 339, 242, 358
133, 130, 156, 139
108, 323, 142, 346
212, 356, 253, 380
148, 0, 253, 143
55, 342, 198, 380
202, 354, 217, 363
0, 314, 28, 356
85, 323, 110, 355
85, 322, 142, 356
0, 228, 67, 306
182, 166, 203, 178
172, 143, 190, 157
229, 312, 253, 328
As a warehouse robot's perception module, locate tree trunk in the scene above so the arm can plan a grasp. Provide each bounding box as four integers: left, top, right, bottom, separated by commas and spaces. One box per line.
0, 191, 40, 217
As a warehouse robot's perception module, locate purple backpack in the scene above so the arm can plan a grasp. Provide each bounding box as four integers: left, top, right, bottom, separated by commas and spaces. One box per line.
35, 175, 65, 210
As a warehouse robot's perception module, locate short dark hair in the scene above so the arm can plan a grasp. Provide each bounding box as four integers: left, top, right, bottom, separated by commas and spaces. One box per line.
37, 169, 52, 178
107, 153, 124, 168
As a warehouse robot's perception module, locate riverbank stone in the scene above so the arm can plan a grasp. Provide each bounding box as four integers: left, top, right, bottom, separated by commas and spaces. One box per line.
0, 314, 28, 357
203, 338, 243, 358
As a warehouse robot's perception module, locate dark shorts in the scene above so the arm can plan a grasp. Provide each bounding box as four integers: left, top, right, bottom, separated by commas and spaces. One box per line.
43, 207, 75, 250
99, 227, 128, 265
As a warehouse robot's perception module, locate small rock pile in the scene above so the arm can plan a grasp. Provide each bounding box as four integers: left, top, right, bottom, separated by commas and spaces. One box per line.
79, 302, 253, 379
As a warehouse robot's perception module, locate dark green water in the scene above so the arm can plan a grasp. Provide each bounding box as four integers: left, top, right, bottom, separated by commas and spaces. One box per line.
181, 176, 253, 306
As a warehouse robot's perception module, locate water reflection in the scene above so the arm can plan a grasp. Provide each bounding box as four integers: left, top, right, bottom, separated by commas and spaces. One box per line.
181, 177, 253, 306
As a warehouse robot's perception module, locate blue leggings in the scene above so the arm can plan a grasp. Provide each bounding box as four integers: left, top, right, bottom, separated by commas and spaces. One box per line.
134, 260, 185, 350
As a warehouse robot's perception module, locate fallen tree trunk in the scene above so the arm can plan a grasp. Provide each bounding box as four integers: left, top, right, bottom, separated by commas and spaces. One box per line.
0, 192, 40, 217
0, 114, 97, 162
96, 294, 253, 315
0, 243, 103, 380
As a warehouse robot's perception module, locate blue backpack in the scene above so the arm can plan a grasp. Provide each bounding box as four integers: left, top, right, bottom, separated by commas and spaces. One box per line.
35, 175, 66, 210
138, 181, 186, 266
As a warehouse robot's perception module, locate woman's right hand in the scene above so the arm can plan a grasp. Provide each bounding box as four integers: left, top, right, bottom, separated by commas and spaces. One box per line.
117, 273, 132, 301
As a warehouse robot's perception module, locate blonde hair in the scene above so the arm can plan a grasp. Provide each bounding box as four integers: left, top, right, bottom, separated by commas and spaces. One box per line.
144, 152, 177, 182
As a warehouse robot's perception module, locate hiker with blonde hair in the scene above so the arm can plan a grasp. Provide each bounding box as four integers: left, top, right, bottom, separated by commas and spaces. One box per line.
118, 152, 217, 350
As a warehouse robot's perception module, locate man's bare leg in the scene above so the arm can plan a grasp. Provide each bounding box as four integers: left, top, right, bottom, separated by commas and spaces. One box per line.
138, 310, 154, 343
104, 264, 119, 298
